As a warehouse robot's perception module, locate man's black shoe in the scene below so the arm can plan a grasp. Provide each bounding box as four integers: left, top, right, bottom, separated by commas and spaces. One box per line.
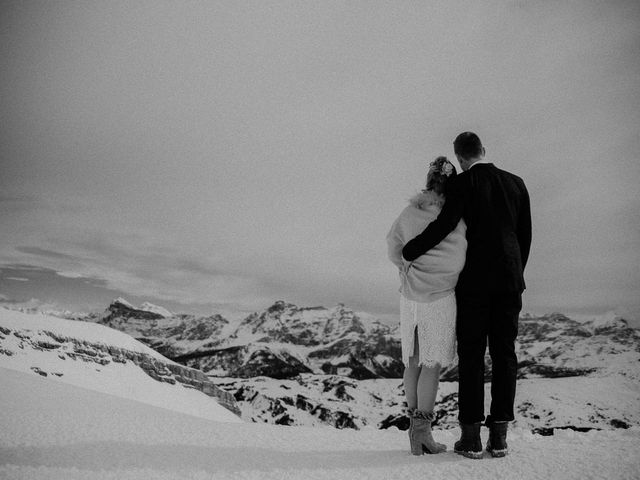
486, 420, 509, 457
453, 422, 483, 459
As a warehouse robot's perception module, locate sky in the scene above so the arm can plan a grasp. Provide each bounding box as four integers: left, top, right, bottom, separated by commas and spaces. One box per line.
1, 0, 639, 322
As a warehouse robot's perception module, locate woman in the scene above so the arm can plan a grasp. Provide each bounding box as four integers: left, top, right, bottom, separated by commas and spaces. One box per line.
386, 156, 467, 455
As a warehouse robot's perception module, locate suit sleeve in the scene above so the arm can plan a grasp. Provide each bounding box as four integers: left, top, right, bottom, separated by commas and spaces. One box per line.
401, 176, 465, 262
517, 182, 532, 270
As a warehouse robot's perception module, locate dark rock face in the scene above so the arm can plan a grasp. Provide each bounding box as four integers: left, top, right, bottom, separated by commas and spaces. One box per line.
610, 419, 630, 429
177, 345, 314, 379
236, 348, 314, 379
378, 413, 410, 430
516, 361, 597, 378
294, 393, 358, 429
102, 298, 165, 321
531, 426, 601, 436
177, 345, 247, 372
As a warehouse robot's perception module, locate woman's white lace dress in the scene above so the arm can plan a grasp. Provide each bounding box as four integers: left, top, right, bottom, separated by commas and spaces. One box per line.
399, 292, 457, 368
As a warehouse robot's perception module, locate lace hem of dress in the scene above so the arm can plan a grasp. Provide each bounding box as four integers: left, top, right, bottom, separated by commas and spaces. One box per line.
402, 359, 449, 369
400, 292, 457, 369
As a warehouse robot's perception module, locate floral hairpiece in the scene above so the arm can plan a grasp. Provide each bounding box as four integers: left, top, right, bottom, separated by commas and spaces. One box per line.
429, 158, 454, 177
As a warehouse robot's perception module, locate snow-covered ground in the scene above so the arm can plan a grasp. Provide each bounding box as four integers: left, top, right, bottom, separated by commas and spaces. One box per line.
1, 367, 639, 480
2, 306, 639, 479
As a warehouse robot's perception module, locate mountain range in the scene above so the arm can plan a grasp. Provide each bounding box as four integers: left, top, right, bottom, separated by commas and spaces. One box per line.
5, 297, 639, 433
93, 298, 404, 380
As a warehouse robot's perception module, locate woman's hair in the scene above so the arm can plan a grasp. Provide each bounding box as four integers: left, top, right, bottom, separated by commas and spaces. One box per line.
425, 156, 457, 195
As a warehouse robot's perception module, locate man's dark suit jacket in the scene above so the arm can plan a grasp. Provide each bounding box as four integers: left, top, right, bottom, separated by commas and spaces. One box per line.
402, 163, 531, 295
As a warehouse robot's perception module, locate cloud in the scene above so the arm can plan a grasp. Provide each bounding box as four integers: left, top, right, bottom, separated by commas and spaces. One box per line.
5, 237, 277, 310
15, 246, 81, 261
0, 1, 638, 319
0, 294, 60, 312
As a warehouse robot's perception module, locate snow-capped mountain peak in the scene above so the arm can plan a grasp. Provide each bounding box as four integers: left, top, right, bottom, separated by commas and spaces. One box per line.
113, 296, 136, 309
229, 300, 368, 347
139, 301, 173, 318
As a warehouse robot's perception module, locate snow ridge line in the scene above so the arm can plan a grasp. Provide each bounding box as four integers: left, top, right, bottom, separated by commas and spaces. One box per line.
0, 325, 241, 416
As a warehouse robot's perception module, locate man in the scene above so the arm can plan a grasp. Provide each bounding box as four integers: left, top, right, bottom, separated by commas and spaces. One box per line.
402, 132, 532, 459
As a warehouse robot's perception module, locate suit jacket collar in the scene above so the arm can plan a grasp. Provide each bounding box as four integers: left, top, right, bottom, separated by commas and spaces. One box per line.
468, 159, 493, 169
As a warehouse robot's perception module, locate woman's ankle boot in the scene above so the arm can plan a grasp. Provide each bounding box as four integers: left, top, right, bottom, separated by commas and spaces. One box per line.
408, 408, 447, 455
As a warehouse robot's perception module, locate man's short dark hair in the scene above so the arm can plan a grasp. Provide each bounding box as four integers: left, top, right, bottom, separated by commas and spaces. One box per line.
453, 132, 484, 159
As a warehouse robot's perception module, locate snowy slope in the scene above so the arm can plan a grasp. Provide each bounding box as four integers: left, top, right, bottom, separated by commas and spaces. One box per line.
1, 367, 639, 480
0, 306, 172, 361
0, 307, 241, 423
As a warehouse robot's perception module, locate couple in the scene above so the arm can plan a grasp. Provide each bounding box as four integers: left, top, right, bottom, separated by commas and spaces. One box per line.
386, 132, 532, 459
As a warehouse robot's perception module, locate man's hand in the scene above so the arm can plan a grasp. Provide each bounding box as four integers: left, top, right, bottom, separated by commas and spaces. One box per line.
402, 235, 424, 262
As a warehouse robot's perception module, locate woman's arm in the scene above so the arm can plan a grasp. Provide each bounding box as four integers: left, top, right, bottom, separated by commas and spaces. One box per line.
387, 211, 417, 286
386, 215, 406, 270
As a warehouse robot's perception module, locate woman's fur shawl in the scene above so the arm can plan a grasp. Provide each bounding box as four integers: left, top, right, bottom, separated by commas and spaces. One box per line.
386, 189, 467, 303
407, 189, 445, 210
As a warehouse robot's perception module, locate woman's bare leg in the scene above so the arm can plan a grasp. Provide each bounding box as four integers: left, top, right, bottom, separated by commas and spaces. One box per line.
403, 326, 421, 409
417, 362, 441, 412
405, 329, 447, 453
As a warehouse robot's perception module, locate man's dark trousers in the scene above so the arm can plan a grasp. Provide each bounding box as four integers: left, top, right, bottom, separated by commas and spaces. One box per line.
456, 291, 522, 424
